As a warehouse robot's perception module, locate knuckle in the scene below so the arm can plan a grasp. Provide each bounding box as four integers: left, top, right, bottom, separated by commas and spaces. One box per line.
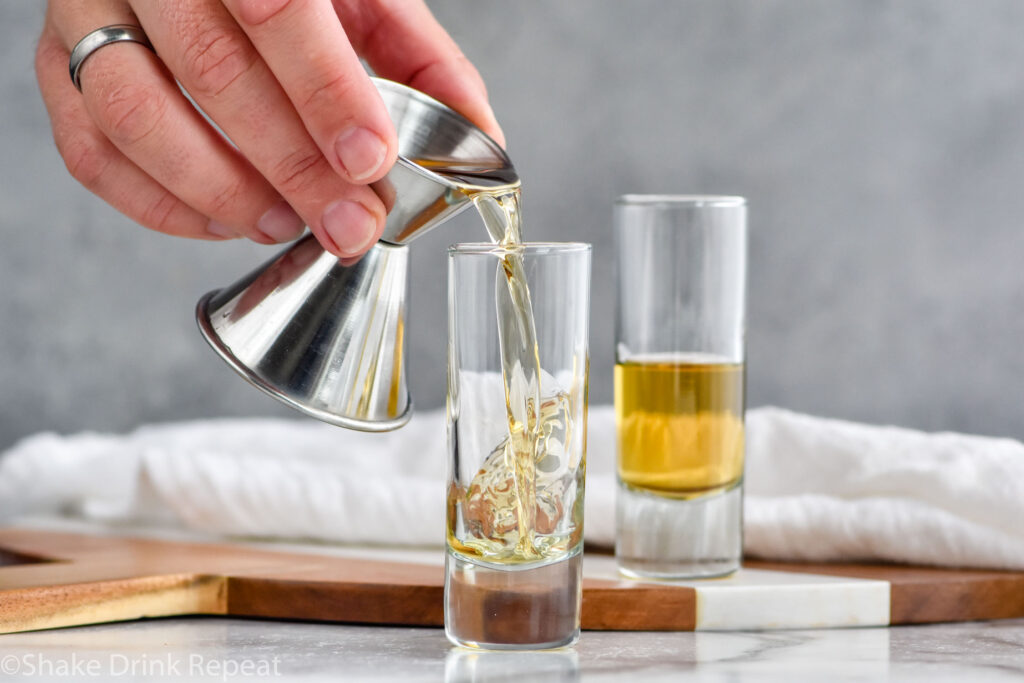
236, 0, 296, 27
301, 71, 358, 114
205, 176, 250, 217
270, 148, 329, 196
59, 135, 113, 190
33, 38, 47, 76
99, 82, 168, 146
34, 34, 61, 81
140, 190, 183, 234
179, 21, 256, 97
358, 6, 392, 59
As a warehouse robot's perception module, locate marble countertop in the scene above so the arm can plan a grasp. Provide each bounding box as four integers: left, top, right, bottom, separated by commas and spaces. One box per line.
1, 618, 1022, 682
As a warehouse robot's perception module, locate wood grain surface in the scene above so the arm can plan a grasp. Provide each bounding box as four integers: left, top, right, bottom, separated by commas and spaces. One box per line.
1, 529, 1022, 634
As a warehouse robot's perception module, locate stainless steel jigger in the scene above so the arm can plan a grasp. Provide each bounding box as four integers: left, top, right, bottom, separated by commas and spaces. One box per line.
196, 78, 518, 431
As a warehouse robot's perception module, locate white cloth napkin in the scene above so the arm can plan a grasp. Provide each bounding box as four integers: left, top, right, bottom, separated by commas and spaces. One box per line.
2, 406, 1023, 570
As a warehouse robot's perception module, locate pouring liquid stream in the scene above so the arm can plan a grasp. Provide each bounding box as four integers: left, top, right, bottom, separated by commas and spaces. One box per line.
477, 191, 542, 561
446, 179, 578, 566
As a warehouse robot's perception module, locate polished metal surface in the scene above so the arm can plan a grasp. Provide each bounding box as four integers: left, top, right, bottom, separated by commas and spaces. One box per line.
69, 25, 153, 92
196, 78, 517, 430
198, 237, 411, 431
370, 77, 518, 245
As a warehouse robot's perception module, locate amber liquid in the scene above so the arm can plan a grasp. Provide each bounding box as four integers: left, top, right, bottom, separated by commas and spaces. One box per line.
615, 357, 744, 498
444, 186, 580, 566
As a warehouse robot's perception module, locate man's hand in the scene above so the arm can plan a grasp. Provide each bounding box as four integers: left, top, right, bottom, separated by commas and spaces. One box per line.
36, 0, 504, 258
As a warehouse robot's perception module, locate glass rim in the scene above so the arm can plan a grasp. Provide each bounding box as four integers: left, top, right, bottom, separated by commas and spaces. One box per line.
448, 241, 592, 255
616, 194, 746, 208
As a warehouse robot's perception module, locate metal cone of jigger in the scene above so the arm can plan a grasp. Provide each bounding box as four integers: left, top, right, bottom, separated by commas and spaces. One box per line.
196, 78, 518, 431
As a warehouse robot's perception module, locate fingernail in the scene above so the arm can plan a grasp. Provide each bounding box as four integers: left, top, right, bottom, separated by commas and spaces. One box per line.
490, 123, 507, 148
478, 100, 506, 147
481, 99, 498, 125
258, 200, 305, 242
335, 127, 388, 182
207, 220, 238, 239
322, 199, 378, 255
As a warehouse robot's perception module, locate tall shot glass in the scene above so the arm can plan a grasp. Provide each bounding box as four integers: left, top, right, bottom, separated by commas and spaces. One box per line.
446, 242, 591, 649
614, 196, 747, 579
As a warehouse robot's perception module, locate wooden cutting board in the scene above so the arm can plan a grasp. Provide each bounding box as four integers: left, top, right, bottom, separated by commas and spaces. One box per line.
2, 528, 1023, 634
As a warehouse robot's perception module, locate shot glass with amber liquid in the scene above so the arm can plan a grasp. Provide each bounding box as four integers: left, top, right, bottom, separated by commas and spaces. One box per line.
445, 242, 591, 649
614, 196, 747, 578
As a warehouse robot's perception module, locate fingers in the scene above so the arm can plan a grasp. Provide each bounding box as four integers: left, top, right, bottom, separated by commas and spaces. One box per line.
338, 0, 505, 147
46, 2, 303, 244
41, 0, 499, 260
132, 0, 385, 257
36, 24, 219, 241
222, 0, 397, 184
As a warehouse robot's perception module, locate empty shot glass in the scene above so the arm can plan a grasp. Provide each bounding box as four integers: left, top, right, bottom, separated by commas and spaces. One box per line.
445, 242, 591, 649
614, 195, 747, 579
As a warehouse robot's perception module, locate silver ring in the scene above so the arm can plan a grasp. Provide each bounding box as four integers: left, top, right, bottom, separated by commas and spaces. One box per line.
68, 24, 153, 93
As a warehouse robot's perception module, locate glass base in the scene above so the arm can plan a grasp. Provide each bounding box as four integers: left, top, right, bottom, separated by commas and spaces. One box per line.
444, 648, 580, 680
444, 549, 582, 650
615, 480, 742, 579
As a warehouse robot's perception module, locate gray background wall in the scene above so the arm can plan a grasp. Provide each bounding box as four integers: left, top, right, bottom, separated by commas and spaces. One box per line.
2, 1, 1023, 450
